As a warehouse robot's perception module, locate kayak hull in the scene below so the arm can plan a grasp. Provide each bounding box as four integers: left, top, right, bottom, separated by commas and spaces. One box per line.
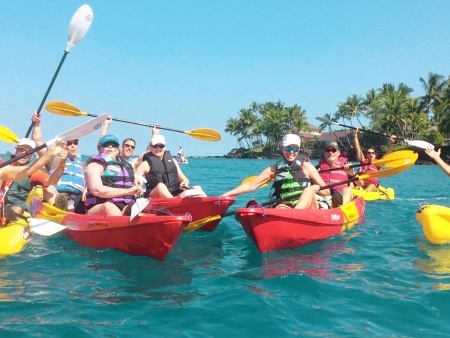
351, 186, 395, 201
0, 220, 31, 257
147, 196, 235, 232
235, 197, 366, 253
416, 204, 450, 244
36, 203, 191, 260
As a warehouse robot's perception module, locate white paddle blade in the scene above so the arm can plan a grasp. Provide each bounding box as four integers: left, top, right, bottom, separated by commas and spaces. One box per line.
29, 218, 67, 236
130, 198, 150, 221
315, 117, 338, 125
66, 4, 94, 51
49, 114, 108, 146
405, 139, 435, 149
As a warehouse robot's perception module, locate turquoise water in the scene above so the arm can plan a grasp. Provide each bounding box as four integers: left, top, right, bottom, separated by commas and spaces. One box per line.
1, 158, 450, 337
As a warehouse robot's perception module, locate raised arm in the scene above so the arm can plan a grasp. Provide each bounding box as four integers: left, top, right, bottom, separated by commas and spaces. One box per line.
425, 147, 450, 177
353, 129, 365, 162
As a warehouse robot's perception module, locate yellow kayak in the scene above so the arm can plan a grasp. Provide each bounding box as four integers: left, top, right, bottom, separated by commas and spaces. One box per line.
416, 204, 450, 244
351, 186, 394, 201
0, 219, 32, 257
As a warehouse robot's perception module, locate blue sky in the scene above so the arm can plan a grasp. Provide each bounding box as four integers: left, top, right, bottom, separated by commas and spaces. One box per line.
1, 1, 449, 157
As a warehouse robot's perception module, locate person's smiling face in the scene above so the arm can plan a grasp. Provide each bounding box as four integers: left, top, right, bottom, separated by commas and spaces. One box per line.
282, 144, 300, 161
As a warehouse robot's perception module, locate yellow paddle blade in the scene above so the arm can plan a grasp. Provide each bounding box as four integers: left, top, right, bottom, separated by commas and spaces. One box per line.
185, 128, 221, 142
240, 175, 271, 188
0, 126, 20, 144
45, 100, 88, 117
184, 215, 222, 232
375, 150, 418, 168
358, 161, 416, 181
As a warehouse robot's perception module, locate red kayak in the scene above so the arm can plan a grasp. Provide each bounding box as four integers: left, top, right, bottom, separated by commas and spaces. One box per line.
147, 196, 235, 232
235, 197, 366, 254
36, 203, 191, 260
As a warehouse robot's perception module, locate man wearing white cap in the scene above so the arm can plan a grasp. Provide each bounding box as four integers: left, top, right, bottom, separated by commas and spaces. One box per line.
134, 127, 205, 198
222, 133, 330, 209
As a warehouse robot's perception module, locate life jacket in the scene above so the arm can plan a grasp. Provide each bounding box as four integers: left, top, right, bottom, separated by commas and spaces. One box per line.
271, 154, 310, 205
84, 154, 135, 207
143, 151, 180, 196
359, 160, 379, 186
318, 156, 349, 191
51, 155, 85, 195
3, 178, 32, 211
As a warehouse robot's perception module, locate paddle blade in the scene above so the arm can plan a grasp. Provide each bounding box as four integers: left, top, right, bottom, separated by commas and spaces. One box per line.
130, 198, 150, 221
405, 139, 434, 149
375, 150, 418, 168
184, 215, 221, 232
45, 100, 88, 117
316, 117, 338, 126
52, 114, 108, 144
240, 175, 271, 188
185, 128, 221, 142
0, 126, 20, 144
66, 4, 94, 51
29, 218, 67, 236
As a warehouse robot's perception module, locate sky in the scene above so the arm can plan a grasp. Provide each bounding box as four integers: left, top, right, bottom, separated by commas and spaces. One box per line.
1, 0, 450, 157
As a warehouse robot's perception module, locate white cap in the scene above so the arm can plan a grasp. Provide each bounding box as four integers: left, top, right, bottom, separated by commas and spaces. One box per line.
282, 134, 300, 147
18, 138, 36, 149
151, 134, 166, 146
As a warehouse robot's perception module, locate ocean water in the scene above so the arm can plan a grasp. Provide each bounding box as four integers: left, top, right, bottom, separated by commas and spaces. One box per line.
1, 158, 450, 337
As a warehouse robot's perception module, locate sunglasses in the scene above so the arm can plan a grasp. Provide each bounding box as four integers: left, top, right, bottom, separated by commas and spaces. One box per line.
17, 147, 31, 154
151, 144, 165, 149
366, 151, 376, 155
101, 142, 119, 148
123, 144, 135, 149
325, 148, 338, 153
66, 140, 79, 146
284, 146, 300, 152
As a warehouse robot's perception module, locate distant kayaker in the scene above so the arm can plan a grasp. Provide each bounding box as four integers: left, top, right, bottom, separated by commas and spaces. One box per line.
353, 128, 397, 191
425, 147, 450, 177
221, 134, 330, 209
83, 134, 145, 216
134, 128, 206, 198
317, 140, 355, 208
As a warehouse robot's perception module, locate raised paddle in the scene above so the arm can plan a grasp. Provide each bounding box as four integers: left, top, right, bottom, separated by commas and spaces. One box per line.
316, 117, 434, 149
45, 100, 222, 142
0, 126, 20, 144
24, 4, 94, 138
187, 160, 418, 230
240, 150, 418, 188
0, 114, 108, 169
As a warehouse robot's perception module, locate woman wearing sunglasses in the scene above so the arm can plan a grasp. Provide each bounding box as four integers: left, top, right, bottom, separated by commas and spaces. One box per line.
134, 129, 205, 198
83, 134, 145, 216
222, 134, 330, 209
353, 128, 396, 192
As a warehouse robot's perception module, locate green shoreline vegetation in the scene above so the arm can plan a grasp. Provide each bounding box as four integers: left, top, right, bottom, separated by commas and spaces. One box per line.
224, 72, 450, 162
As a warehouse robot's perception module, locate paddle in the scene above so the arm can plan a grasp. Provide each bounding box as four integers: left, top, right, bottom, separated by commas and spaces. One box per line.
240, 150, 418, 188
11, 212, 67, 237
24, 4, 94, 138
130, 192, 149, 221
316, 117, 434, 149
0, 114, 108, 169
0, 126, 20, 144
187, 160, 417, 230
45, 100, 222, 142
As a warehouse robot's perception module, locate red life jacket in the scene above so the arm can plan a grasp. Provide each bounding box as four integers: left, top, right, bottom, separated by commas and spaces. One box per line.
318, 156, 349, 191
359, 160, 379, 186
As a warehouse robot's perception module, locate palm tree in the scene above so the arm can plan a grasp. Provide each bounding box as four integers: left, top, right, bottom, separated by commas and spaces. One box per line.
419, 72, 446, 119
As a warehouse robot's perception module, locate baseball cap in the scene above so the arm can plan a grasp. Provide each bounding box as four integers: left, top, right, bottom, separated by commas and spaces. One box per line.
99, 134, 120, 146
325, 140, 340, 150
151, 134, 166, 146
282, 134, 301, 147
18, 138, 36, 149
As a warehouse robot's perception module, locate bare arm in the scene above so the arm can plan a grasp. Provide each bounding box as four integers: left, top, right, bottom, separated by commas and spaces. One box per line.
425, 147, 450, 177
221, 166, 274, 197
174, 161, 189, 189
31, 112, 47, 158
134, 160, 150, 185
353, 129, 365, 162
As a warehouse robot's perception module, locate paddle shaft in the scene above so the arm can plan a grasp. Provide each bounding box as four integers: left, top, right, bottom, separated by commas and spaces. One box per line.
24, 51, 70, 138
73, 110, 199, 135
0, 144, 47, 169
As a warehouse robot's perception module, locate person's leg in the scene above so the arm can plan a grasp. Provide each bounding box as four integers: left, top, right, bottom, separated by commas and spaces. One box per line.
149, 183, 174, 198
87, 202, 122, 216
294, 187, 320, 209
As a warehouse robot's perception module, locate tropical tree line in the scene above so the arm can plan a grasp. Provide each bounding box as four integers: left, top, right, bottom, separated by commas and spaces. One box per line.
226, 72, 450, 153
